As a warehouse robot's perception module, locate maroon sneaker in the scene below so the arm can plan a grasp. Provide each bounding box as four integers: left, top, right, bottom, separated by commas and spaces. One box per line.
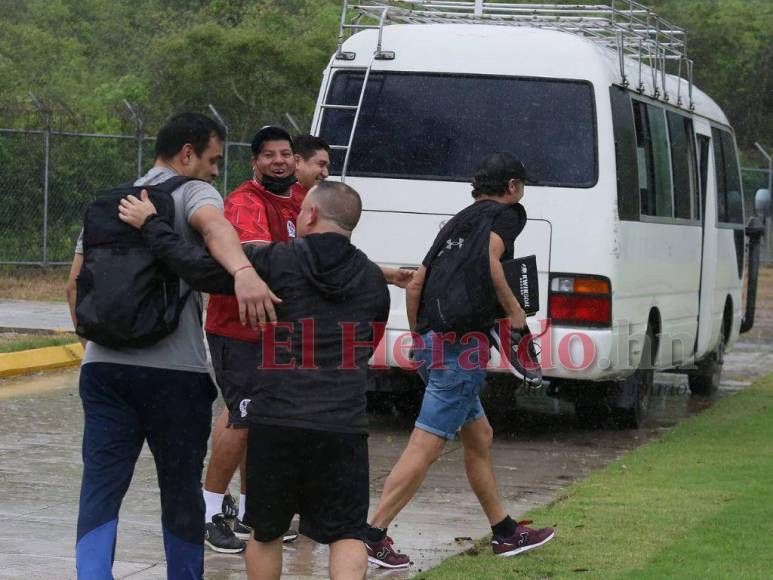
491, 519, 555, 557
365, 535, 411, 569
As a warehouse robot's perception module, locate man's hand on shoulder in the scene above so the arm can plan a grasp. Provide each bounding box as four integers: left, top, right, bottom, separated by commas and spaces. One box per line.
119, 189, 157, 229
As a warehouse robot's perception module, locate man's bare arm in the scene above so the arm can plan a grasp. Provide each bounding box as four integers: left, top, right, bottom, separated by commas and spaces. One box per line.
119, 190, 280, 327
380, 266, 415, 289
65, 253, 87, 346
405, 265, 427, 332
489, 232, 527, 330
185, 206, 282, 328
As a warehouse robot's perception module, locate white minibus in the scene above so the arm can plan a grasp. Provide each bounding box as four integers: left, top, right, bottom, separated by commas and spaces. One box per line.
311, 1, 763, 427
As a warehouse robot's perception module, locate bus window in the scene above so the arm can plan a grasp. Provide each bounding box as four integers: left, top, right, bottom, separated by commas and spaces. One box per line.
633, 101, 673, 218
610, 87, 639, 221
712, 128, 744, 224
712, 128, 727, 221
633, 101, 655, 213
697, 134, 710, 222
721, 132, 744, 224
648, 106, 674, 218
320, 71, 597, 187
667, 112, 698, 220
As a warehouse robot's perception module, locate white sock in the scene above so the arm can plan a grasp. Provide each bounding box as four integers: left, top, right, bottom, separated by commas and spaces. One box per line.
238, 493, 247, 521
203, 489, 225, 523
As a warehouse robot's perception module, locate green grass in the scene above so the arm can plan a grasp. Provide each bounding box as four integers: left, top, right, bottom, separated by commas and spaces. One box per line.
0, 333, 79, 353
418, 373, 773, 579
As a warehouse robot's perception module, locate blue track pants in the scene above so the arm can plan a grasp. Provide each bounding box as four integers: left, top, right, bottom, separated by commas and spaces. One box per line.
76, 363, 216, 580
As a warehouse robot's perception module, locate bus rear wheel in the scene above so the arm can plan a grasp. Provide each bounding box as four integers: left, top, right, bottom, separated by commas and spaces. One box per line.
688, 322, 726, 396
611, 326, 655, 429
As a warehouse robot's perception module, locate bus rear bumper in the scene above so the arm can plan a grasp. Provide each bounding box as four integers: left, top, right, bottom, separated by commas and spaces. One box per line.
371, 323, 646, 384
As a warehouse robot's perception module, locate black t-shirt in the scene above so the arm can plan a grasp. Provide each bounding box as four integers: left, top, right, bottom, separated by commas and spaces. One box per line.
491, 203, 527, 260
421, 200, 527, 267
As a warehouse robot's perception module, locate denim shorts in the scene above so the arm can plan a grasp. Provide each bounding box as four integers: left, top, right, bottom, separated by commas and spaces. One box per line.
414, 331, 488, 440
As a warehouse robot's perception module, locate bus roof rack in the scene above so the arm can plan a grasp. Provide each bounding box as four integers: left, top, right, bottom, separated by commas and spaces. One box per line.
336, 0, 694, 108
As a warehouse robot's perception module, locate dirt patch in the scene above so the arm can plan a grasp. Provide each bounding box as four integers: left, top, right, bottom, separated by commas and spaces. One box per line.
0, 267, 69, 302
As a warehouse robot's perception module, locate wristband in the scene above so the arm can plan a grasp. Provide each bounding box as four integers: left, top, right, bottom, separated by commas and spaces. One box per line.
233, 264, 253, 277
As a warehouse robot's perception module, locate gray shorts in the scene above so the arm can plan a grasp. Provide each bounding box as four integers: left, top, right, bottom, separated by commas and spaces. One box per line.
206, 333, 259, 428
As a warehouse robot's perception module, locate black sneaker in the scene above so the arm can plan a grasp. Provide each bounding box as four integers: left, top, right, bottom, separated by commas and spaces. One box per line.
205, 514, 245, 554
221, 493, 239, 518
282, 527, 299, 543
231, 518, 298, 543
490, 324, 543, 388
232, 518, 252, 541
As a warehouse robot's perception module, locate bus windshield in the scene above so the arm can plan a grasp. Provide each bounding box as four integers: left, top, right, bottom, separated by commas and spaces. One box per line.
319, 71, 597, 187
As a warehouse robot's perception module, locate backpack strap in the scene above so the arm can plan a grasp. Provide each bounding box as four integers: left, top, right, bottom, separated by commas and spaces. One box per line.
150, 175, 200, 195
426, 200, 510, 265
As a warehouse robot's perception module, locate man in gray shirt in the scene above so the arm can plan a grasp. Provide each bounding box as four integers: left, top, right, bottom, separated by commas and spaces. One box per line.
65, 113, 278, 580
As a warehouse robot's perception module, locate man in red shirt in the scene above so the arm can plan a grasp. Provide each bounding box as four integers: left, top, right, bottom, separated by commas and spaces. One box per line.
202, 126, 305, 552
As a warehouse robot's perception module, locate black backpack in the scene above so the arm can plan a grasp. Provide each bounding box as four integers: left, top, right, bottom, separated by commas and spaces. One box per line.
75, 175, 198, 348
420, 200, 510, 334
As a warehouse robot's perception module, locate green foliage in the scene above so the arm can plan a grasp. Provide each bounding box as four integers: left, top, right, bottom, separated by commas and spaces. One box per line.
648, 0, 773, 151
0, 0, 340, 136
0, 0, 769, 149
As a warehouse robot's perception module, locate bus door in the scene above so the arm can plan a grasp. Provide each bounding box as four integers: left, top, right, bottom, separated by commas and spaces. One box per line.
694, 123, 717, 358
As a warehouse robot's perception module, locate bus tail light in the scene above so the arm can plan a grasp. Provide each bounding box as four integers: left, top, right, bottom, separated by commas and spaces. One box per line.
549, 275, 612, 327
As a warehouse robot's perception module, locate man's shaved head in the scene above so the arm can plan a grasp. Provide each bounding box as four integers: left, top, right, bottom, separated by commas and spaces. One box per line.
308, 181, 362, 232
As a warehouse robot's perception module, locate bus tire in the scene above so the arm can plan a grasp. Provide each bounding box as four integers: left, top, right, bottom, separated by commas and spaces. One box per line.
612, 325, 655, 429
688, 321, 726, 396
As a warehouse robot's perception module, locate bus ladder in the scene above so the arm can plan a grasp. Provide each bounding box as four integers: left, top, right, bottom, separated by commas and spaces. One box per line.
320, 4, 393, 182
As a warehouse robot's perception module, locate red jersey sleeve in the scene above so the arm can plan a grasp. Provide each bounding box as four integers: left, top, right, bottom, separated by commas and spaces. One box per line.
224, 190, 272, 244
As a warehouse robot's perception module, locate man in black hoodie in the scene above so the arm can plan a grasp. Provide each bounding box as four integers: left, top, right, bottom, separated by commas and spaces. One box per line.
118, 181, 389, 580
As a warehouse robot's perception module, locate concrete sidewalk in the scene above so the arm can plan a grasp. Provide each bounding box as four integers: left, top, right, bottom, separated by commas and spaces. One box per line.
0, 300, 73, 333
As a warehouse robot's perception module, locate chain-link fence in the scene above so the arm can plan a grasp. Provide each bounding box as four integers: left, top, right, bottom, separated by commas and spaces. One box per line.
0, 127, 253, 265
742, 166, 773, 264
1, 126, 772, 265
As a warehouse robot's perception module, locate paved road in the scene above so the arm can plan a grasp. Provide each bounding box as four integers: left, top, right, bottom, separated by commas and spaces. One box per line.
0, 300, 73, 333
1, 338, 772, 579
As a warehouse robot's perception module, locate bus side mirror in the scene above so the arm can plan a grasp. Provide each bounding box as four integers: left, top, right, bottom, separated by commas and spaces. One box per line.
755, 188, 770, 218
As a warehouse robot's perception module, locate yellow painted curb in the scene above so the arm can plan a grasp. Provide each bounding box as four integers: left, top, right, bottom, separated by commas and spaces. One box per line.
0, 342, 83, 378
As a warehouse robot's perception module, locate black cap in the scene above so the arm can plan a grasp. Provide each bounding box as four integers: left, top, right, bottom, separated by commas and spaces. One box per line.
472, 152, 535, 195
251, 125, 293, 154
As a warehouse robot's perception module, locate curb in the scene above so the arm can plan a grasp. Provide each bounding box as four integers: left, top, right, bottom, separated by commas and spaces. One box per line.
0, 342, 83, 378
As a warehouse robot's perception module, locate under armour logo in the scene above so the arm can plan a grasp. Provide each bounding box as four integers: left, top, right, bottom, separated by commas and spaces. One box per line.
445, 237, 464, 251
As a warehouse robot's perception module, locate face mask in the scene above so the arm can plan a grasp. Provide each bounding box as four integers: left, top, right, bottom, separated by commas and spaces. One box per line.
260, 173, 297, 194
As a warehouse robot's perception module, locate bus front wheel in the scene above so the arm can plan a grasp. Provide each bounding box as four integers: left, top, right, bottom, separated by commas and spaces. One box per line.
611, 326, 655, 429
688, 321, 726, 396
